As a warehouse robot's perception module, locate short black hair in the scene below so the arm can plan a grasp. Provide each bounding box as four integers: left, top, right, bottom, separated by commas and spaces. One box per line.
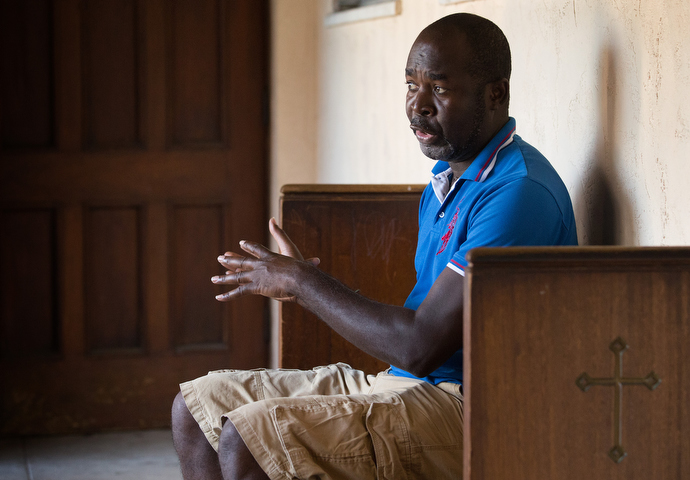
428, 13, 512, 84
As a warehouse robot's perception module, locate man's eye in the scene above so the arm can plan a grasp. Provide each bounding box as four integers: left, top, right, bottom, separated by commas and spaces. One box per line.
434, 86, 447, 94
406, 82, 418, 92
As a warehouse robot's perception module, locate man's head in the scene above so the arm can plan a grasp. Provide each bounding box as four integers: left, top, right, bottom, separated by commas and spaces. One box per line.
405, 13, 511, 164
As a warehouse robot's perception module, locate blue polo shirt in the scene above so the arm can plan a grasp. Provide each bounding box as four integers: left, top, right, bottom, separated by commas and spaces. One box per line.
389, 117, 578, 385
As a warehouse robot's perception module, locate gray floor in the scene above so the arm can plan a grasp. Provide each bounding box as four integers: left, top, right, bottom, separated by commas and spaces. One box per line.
0, 429, 183, 480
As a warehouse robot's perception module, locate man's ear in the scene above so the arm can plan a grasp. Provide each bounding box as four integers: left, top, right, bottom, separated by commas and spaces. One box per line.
487, 79, 509, 110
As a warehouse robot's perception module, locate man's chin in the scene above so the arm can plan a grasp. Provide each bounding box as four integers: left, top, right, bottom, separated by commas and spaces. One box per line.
419, 143, 453, 161
420, 141, 481, 163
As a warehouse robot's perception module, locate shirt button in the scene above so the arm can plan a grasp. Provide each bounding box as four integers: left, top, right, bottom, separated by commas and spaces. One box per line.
439, 212, 445, 218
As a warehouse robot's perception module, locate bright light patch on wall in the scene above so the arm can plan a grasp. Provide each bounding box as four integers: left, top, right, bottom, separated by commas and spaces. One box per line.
438, 0, 481, 4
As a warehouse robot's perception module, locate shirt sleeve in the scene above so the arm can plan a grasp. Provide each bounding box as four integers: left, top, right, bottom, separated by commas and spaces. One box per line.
449, 177, 568, 272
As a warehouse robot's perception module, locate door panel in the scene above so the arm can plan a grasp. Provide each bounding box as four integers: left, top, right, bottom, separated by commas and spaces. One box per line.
0, 0, 55, 148
0, 209, 59, 358
82, 0, 140, 149
168, 0, 223, 145
171, 204, 229, 349
84, 206, 142, 352
0, 0, 268, 435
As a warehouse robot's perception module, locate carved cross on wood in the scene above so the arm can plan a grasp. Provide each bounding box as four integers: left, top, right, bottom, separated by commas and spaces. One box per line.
576, 337, 661, 463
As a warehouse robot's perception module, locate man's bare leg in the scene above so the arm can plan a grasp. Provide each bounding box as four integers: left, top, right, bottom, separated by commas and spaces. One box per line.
172, 392, 223, 480
218, 421, 270, 480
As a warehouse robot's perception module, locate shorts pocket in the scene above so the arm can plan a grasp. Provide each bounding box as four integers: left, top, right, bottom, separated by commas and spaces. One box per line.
364, 398, 414, 480
272, 401, 377, 479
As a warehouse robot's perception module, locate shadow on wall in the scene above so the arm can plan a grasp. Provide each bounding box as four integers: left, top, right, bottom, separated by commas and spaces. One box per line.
574, 44, 636, 246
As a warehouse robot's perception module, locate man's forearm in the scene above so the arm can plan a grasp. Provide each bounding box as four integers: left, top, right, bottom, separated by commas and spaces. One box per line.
214, 237, 465, 377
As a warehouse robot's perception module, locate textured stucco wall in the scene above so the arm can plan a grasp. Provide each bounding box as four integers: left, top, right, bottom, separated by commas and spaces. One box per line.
314, 0, 690, 246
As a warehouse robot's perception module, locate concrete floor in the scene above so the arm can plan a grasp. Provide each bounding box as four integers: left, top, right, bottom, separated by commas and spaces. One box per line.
0, 429, 183, 480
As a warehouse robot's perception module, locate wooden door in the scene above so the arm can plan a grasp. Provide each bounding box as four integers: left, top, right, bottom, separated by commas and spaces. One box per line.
0, 0, 268, 435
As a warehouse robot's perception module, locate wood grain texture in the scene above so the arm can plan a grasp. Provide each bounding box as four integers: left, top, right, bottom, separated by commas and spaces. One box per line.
0, 0, 54, 149
85, 206, 142, 352
171, 205, 226, 350
279, 185, 424, 374
0, 352, 237, 434
464, 246, 690, 480
168, 0, 222, 145
0, 209, 57, 357
53, 0, 82, 151
82, 0, 140, 149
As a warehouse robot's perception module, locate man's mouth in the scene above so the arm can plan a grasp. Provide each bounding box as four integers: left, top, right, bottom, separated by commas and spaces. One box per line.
411, 125, 440, 144
409, 117, 442, 143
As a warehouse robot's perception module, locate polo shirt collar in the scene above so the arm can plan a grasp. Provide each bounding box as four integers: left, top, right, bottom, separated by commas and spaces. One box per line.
430, 117, 517, 203
430, 167, 455, 203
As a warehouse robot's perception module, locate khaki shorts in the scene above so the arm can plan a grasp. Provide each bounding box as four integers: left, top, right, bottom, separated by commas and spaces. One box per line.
180, 363, 464, 480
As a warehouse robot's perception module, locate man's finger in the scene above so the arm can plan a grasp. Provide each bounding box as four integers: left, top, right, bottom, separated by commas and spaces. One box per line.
269, 218, 303, 260
211, 271, 253, 285
215, 284, 254, 301
239, 240, 274, 258
217, 251, 246, 268
218, 254, 255, 270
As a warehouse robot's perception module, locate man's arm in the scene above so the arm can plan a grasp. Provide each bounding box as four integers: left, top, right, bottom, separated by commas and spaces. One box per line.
213, 220, 464, 378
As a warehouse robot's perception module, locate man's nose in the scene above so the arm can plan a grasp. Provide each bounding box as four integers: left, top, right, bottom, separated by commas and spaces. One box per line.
411, 87, 436, 116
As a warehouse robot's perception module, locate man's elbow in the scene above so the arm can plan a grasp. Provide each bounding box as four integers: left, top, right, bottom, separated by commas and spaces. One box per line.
406, 365, 434, 379
397, 354, 440, 379
393, 326, 462, 378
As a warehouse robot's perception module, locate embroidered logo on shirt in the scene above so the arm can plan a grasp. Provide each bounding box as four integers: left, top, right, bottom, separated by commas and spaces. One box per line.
437, 206, 460, 255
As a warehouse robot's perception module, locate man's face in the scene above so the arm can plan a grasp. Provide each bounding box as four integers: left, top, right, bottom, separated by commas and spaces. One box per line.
405, 30, 488, 163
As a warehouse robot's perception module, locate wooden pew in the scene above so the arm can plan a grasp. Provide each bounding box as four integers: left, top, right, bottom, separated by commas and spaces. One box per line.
279, 184, 424, 373
279, 185, 690, 479
464, 246, 690, 479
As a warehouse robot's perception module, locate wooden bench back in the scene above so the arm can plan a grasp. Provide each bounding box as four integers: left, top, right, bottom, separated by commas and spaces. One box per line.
279, 184, 424, 373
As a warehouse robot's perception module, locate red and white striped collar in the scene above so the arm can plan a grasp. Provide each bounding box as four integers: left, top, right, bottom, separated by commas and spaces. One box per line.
473, 126, 516, 183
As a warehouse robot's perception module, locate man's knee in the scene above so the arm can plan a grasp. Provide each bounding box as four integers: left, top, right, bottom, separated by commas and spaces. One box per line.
218, 421, 270, 479
218, 420, 243, 452
172, 391, 201, 439
218, 420, 255, 471
172, 391, 225, 479
172, 392, 190, 425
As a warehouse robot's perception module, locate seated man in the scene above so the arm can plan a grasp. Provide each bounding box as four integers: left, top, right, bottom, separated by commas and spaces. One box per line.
172, 13, 578, 480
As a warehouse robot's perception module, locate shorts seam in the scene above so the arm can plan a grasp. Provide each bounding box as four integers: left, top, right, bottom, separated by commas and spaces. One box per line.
310, 453, 375, 462
180, 380, 219, 450
253, 371, 266, 401
413, 443, 463, 451
374, 394, 413, 474
190, 381, 216, 439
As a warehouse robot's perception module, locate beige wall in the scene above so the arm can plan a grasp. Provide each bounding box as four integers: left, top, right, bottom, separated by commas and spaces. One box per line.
269, 0, 321, 222
269, 0, 690, 364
